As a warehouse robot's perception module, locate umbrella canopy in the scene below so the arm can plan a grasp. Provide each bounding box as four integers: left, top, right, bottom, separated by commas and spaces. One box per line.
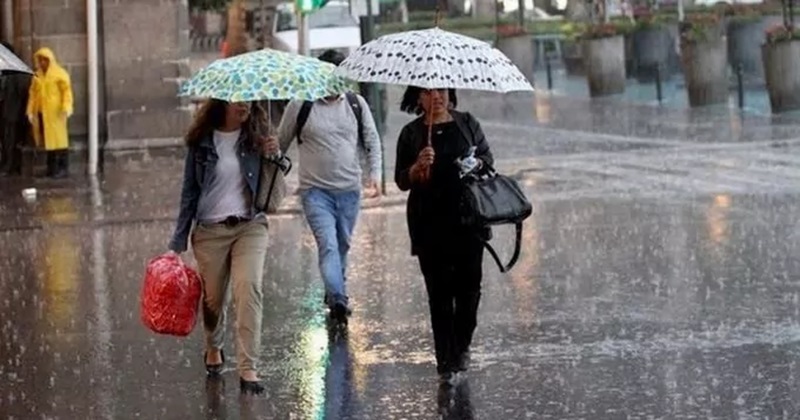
336, 27, 533, 93
0, 43, 33, 75
178, 49, 352, 102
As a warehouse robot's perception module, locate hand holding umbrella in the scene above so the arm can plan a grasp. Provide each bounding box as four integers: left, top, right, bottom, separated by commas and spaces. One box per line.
261, 135, 280, 157
410, 146, 435, 184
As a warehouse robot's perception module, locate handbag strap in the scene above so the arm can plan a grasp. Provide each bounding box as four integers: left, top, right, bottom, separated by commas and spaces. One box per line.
264, 165, 280, 211
259, 155, 292, 212
482, 222, 523, 273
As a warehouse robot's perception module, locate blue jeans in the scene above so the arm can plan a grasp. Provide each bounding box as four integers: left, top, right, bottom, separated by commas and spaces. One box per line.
301, 188, 361, 308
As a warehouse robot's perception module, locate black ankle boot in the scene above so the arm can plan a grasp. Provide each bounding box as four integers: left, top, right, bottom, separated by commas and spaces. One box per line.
45, 152, 55, 177
53, 150, 68, 179
240, 378, 265, 395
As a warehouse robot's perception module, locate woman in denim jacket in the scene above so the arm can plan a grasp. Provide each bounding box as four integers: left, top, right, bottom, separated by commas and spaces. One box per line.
168, 99, 285, 395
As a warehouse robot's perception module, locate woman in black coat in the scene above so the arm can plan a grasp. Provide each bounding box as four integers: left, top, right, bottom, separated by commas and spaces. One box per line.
394, 87, 494, 386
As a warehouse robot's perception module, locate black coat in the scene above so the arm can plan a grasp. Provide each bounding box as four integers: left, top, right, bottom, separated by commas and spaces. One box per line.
394, 110, 494, 256
1, 73, 31, 123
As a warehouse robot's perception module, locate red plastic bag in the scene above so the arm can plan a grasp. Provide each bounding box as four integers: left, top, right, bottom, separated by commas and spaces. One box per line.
140, 252, 203, 337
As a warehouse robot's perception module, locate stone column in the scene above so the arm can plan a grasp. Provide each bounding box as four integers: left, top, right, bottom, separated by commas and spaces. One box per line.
101, 0, 192, 147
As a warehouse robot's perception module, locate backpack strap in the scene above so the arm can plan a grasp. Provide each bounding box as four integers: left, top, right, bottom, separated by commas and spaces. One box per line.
295, 100, 313, 145
482, 221, 523, 273
345, 92, 368, 152
295, 94, 367, 152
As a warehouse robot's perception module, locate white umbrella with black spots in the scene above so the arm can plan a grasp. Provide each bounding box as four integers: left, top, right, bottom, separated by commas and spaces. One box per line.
336, 27, 533, 93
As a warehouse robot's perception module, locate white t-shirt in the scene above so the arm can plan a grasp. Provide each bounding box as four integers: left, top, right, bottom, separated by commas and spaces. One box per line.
196, 129, 251, 223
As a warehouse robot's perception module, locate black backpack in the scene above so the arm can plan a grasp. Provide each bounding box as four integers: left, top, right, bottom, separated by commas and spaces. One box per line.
295, 92, 369, 152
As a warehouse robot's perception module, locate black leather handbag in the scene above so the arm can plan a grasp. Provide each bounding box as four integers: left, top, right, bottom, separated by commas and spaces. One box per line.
460, 164, 532, 273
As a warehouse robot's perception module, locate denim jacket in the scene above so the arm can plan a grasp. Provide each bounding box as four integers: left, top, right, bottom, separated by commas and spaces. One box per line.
168, 132, 264, 253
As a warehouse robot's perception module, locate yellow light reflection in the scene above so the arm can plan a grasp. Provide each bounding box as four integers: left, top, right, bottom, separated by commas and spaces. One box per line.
342, 317, 369, 396
295, 319, 329, 420
39, 197, 79, 329
706, 194, 731, 245
533, 93, 552, 124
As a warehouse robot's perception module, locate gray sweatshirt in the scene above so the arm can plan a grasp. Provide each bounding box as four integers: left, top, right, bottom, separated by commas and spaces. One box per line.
276, 93, 382, 191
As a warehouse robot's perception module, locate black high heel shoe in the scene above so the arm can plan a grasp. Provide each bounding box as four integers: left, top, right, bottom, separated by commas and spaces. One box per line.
204, 349, 225, 376
240, 378, 265, 395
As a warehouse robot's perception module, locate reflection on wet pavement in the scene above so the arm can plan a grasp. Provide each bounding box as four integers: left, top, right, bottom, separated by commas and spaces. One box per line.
2, 93, 800, 418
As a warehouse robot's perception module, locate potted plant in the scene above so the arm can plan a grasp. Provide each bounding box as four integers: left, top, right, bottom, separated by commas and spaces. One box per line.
726, 4, 766, 79
631, 10, 674, 82
680, 13, 729, 107
762, 22, 800, 112
581, 15, 630, 97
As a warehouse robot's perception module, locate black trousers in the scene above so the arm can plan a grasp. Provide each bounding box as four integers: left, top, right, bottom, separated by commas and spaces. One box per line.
44, 150, 68, 177
0, 119, 25, 174
418, 237, 484, 374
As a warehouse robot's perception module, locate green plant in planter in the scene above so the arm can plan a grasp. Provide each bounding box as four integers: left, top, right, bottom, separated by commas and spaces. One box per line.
727, 4, 764, 23
562, 22, 588, 41
680, 13, 723, 44
580, 20, 635, 39
634, 12, 674, 31
765, 23, 800, 43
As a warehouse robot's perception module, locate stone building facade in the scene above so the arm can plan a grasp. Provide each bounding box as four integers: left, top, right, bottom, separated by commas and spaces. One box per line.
8, 0, 193, 150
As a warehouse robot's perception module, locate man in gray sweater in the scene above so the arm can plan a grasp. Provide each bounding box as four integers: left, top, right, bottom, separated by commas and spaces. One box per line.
272, 50, 382, 324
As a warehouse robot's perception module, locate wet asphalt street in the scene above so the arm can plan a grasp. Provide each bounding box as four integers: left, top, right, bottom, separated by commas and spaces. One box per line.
3, 89, 800, 419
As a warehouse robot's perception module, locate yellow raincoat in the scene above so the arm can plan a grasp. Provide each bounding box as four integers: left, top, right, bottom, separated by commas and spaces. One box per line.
26, 48, 73, 151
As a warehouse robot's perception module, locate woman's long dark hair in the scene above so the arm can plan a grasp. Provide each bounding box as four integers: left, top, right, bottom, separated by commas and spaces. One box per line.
400, 86, 458, 115
185, 99, 270, 148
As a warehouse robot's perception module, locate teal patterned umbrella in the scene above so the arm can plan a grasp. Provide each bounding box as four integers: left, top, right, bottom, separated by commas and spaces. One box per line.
178, 49, 352, 102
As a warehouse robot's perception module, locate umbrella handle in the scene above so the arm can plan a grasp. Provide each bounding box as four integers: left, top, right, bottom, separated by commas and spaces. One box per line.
424, 94, 434, 179
267, 99, 272, 136
426, 118, 432, 147
426, 93, 433, 147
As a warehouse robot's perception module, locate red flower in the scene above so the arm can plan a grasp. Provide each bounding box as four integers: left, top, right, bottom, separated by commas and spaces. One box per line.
497, 24, 527, 38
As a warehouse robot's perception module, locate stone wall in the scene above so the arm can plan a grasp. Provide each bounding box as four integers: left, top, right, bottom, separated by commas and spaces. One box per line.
14, 0, 192, 148
101, 0, 192, 145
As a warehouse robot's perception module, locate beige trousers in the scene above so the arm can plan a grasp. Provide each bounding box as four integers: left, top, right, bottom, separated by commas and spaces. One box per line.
191, 219, 268, 375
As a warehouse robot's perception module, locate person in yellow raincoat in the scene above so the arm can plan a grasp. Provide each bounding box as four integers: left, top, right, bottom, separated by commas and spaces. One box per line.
26, 47, 73, 178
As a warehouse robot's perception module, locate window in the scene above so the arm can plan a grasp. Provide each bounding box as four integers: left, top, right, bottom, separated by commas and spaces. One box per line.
276, 4, 358, 32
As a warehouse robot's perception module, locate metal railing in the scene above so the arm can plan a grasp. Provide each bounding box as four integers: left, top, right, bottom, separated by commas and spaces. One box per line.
189, 30, 226, 53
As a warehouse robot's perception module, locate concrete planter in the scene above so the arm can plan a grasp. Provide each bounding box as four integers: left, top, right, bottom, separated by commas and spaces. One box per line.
762, 40, 800, 113
496, 34, 535, 84
681, 31, 729, 107
582, 35, 626, 97
727, 19, 766, 79
631, 26, 672, 81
